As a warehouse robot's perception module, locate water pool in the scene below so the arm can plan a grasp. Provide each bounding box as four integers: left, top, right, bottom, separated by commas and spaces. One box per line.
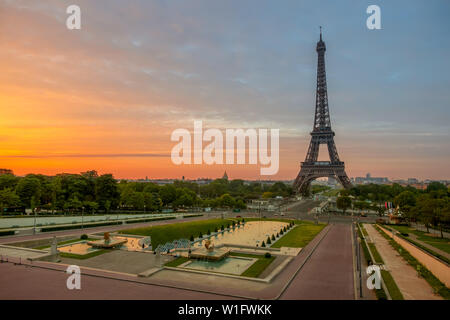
182, 257, 256, 275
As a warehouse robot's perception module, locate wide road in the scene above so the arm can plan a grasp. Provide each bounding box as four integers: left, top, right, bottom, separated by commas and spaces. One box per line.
280, 224, 355, 299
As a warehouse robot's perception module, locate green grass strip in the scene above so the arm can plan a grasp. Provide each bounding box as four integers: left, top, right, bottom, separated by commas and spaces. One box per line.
368, 242, 384, 264
380, 270, 404, 300
271, 224, 325, 248
164, 256, 189, 267
240, 256, 275, 278
358, 223, 392, 300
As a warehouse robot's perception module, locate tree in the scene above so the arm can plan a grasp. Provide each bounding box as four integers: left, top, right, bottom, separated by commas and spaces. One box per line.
15, 176, 41, 208
0, 188, 20, 214
95, 174, 119, 211
64, 196, 83, 213
219, 194, 235, 208
83, 201, 99, 214
235, 199, 246, 209
394, 191, 416, 222
0, 174, 19, 191
159, 184, 177, 206
336, 195, 352, 215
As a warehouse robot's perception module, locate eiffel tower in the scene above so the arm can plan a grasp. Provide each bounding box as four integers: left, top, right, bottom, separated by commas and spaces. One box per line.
294, 28, 352, 194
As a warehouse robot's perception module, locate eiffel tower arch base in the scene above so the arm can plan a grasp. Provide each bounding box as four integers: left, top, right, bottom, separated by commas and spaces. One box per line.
294, 162, 352, 195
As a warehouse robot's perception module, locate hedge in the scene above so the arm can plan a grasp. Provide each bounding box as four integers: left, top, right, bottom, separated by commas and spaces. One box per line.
0, 230, 15, 237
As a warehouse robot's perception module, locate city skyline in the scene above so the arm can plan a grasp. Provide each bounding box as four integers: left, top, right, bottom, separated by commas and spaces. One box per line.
1, 1, 449, 180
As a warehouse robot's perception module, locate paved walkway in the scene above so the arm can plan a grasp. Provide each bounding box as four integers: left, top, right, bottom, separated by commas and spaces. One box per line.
0, 262, 232, 300
364, 224, 441, 300
280, 224, 355, 300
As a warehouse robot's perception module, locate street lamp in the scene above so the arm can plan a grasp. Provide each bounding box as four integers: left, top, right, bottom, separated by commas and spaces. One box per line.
81, 206, 84, 229
33, 207, 37, 235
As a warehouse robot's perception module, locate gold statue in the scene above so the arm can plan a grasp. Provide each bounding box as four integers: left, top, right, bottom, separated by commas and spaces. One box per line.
204, 239, 214, 252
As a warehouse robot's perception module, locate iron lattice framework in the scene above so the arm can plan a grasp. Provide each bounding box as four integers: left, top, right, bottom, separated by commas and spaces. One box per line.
294, 30, 352, 194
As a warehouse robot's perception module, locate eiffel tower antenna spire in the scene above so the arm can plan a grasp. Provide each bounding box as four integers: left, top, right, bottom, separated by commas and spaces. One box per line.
293, 31, 352, 195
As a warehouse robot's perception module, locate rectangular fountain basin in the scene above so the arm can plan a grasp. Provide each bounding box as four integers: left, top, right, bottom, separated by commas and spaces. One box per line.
181, 257, 256, 275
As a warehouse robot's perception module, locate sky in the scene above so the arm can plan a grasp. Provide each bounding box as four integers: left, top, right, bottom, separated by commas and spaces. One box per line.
0, 0, 449, 180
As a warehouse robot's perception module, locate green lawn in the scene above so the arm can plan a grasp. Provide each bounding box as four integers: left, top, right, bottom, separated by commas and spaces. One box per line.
165, 256, 189, 267
240, 256, 275, 278
120, 218, 238, 249
381, 270, 404, 300
389, 225, 450, 255
271, 223, 325, 248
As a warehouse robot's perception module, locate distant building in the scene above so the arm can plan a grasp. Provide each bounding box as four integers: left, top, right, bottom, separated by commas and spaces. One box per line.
355, 173, 389, 185
0, 169, 13, 176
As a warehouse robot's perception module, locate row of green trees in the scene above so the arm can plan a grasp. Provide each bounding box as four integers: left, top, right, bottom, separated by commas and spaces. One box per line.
0, 171, 294, 214
336, 182, 450, 237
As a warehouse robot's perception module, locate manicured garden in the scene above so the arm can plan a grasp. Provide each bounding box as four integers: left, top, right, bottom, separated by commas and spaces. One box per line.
119, 218, 238, 249
270, 222, 325, 248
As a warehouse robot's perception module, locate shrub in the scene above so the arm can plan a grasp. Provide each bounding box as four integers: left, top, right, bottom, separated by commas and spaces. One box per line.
261, 241, 266, 247
214, 227, 218, 232
264, 252, 272, 258
207, 229, 211, 235
199, 232, 203, 238
189, 235, 194, 241
221, 225, 224, 231
267, 237, 271, 244
80, 234, 88, 240
271, 234, 275, 241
